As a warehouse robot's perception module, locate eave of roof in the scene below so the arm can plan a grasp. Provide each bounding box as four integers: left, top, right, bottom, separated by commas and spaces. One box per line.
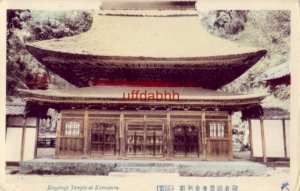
6, 103, 26, 115
263, 62, 290, 81
19, 86, 266, 107
262, 107, 289, 120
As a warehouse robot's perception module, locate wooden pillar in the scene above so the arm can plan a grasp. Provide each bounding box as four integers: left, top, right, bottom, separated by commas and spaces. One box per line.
260, 117, 267, 163
248, 119, 254, 159
201, 112, 207, 160
34, 116, 40, 159
55, 112, 62, 158
83, 109, 89, 157
120, 111, 125, 158
143, 115, 146, 158
5, 115, 8, 141
227, 113, 233, 160
282, 119, 288, 158
197, 114, 201, 158
115, 121, 119, 157
20, 116, 27, 162
166, 111, 171, 158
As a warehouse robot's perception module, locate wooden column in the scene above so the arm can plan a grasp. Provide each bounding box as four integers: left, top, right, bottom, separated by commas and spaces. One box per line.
115, 121, 119, 157
143, 115, 146, 157
260, 117, 267, 163
83, 109, 89, 157
120, 111, 125, 158
55, 112, 62, 158
20, 116, 28, 162
227, 114, 233, 160
248, 119, 254, 159
201, 112, 207, 160
34, 116, 40, 159
5, 116, 8, 140
166, 111, 171, 158
282, 119, 288, 158
197, 116, 201, 158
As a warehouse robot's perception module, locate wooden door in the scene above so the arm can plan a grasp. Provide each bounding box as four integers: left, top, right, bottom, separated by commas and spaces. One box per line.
126, 123, 145, 157
89, 121, 118, 156
173, 123, 201, 157
145, 123, 164, 158
205, 121, 231, 160
125, 121, 165, 158
59, 119, 84, 156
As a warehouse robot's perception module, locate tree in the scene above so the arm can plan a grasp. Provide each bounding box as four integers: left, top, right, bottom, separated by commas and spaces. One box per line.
6, 10, 92, 101
201, 10, 290, 109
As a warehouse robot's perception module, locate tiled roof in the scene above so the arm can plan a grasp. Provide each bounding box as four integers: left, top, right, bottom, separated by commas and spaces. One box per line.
27, 13, 263, 59
6, 102, 26, 116
26, 11, 266, 89
262, 107, 290, 120
19, 86, 266, 102
263, 62, 290, 81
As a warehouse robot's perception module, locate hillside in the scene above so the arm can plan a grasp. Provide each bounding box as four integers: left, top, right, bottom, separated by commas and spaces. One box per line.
200, 10, 290, 110
6, 10, 92, 101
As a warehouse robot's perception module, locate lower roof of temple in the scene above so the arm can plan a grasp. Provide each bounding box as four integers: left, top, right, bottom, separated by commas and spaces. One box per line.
19, 86, 266, 112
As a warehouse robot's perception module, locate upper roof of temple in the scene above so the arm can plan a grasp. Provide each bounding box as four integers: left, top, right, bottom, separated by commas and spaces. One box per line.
26, 1, 267, 89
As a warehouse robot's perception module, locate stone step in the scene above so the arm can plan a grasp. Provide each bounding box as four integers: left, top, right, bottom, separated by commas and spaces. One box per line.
114, 162, 175, 168
113, 166, 178, 173
108, 172, 180, 177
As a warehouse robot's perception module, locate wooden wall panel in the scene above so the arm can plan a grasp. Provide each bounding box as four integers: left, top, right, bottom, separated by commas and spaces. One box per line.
54, 110, 233, 160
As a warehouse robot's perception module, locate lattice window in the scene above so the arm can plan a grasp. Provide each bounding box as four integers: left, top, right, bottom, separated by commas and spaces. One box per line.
208, 122, 225, 138
65, 121, 80, 136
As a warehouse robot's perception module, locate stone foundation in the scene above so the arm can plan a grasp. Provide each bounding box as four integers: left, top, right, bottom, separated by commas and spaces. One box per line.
20, 159, 267, 176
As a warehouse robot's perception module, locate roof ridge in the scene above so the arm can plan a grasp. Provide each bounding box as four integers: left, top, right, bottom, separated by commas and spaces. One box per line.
98, 9, 198, 17
100, 0, 196, 11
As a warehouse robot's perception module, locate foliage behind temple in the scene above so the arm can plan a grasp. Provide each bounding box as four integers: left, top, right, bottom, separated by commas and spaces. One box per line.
201, 10, 290, 109
6, 10, 93, 100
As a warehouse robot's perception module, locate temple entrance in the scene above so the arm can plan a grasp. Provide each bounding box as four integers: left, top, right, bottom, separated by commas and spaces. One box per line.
172, 122, 202, 157
125, 121, 165, 158
89, 121, 118, 156
55, 111, 232, 160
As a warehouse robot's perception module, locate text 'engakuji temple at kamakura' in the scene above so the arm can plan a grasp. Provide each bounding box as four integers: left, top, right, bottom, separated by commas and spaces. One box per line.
18, 0, 269, 161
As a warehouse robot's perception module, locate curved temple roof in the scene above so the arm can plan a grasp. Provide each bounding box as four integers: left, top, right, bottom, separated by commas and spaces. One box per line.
19, 86, 266, 110
263, 62, 290, 81
26, 9, 267, 89
28, 12, 262, 58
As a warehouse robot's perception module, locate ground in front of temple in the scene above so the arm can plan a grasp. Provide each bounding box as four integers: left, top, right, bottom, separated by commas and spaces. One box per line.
4, 166, 290, 191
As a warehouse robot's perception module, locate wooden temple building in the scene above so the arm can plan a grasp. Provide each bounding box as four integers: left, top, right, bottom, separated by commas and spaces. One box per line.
263, 62, 290, 88
19, 1, 268, 161
248, 107, 290, 163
